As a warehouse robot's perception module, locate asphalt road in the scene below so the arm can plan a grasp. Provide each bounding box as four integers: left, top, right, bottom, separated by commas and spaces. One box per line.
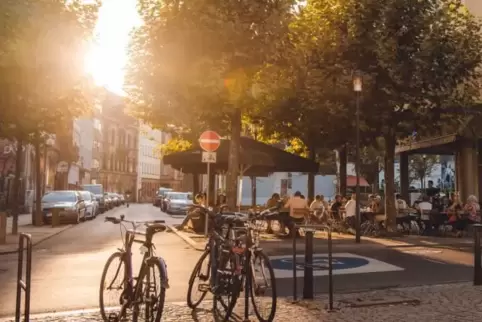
263, 236, 475, 298
0, 204, 198, 317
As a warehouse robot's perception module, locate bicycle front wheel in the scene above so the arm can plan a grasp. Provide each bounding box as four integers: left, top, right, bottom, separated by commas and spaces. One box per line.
134, 258, 167, 322
99, 252, 127, 322
187, 249, 211, 309
250, 250, 277, 322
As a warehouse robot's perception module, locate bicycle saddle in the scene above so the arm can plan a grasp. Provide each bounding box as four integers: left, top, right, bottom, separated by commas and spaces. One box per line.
219, 213, 247, 224
146, 222, 167, 233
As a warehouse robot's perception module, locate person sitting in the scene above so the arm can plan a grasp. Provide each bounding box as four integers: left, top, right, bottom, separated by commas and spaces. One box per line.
395, 194, 410, 230
448, 192, 464, 236
284, 191, 309, 237
343, 194, 356, 232
265, 193, 280, 233
310, 195, 323, 220
415, 195, 433, 233
330, 195, 343, 220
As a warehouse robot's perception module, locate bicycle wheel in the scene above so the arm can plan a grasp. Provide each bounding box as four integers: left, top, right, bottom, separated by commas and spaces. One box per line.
135, 258, 167, 322
99, 252, 126, 322
213, 252, 242, 322
187, 249, 211, 309
250, 251, 277, 322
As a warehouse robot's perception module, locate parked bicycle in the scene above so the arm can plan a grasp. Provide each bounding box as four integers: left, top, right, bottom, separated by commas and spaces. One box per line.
99, 215, 169, 322
186, 205, 277, 322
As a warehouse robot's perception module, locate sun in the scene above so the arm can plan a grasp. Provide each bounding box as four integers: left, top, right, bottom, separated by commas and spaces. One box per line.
84, 0, 142, 96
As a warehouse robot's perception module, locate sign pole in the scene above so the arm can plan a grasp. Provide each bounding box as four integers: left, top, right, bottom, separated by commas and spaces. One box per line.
204, 162, 210, 237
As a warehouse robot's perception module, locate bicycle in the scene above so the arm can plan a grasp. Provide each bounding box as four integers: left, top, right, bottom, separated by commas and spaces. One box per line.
99, 215, 169, 322
187, 205, 277, 322
186, 205, 247, 321
243, 208, 278, 322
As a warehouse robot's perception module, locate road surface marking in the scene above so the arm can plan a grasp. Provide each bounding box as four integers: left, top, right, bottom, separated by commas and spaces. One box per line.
270, 252, 404, 278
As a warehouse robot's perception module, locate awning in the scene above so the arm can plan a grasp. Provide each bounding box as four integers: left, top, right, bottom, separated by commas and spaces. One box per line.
347, 175, 369, 187
395, 134, 458, 155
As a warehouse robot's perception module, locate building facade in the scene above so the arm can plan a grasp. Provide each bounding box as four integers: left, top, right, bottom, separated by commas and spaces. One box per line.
136, 124, 184, 202
94, 92, 139, 197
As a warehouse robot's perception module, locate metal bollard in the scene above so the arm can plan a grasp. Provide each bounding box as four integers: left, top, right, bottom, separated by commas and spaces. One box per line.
327, 227, 334, 311
303, 228, 315, 299
51, 209, 60, 227
0, 211, 7, 244
474, 224, 482, 286
292, 225, 297, 301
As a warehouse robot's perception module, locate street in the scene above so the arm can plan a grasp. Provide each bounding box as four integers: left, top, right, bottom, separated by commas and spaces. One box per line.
0, 204, 198, 317
0, 203, 478, 319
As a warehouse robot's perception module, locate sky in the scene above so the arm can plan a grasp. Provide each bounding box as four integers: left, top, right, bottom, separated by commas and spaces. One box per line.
84, 0, 142, 95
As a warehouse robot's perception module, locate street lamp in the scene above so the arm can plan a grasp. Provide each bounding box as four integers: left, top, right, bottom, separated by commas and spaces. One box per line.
353, 71, 362, 244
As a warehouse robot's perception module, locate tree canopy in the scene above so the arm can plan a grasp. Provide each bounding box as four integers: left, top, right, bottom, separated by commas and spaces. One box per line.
127, 0, 297, 208
0, 0, 99, 142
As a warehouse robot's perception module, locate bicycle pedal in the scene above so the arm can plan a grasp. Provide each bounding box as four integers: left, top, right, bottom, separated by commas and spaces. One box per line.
198, 283, 210, 292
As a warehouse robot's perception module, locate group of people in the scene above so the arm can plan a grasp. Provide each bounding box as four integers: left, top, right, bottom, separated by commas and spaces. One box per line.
406, 192, 481, 236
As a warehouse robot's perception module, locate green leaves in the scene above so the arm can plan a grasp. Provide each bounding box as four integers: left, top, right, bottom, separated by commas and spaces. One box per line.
126, 0, 296, 135
0, 0, 99, 141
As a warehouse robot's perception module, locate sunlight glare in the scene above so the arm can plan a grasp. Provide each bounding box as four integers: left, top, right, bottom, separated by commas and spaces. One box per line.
84, 0, 142, 96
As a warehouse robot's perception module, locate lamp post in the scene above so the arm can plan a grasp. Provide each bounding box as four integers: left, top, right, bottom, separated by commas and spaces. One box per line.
353, 71, 362, 244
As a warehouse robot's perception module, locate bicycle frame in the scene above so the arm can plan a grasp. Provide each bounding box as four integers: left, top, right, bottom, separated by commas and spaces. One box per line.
118, 229, 156, 321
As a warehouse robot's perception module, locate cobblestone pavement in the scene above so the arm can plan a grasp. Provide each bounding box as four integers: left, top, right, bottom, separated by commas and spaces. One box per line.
3, 283, 482, 321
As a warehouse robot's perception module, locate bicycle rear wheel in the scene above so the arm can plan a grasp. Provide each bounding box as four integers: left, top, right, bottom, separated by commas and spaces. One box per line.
187, 249, 211, 309
250, 250, 277, 322
213, 252, 242, 322
135, 258, 167, 322
99, 252, 127, 322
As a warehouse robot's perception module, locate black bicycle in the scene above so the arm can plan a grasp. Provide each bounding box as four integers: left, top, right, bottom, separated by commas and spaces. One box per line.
187, 206, 277, 322
99, 215, 169, 322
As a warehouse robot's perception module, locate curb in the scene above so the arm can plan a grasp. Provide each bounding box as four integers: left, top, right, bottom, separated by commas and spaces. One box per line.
168, 224, 204, 251
0, 224, 73, 255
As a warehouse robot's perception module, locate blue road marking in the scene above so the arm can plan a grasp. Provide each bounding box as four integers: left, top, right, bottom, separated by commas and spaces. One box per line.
271, 256, 370, 271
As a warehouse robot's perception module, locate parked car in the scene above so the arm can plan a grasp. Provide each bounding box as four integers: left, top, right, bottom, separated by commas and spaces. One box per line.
80, 190, 97, 219
108, 192, 120, 207
154, 187, 173, 208
81, 184, 106, 213
165, 192, 193, 215
103, 193, 113, 210
41, 190, 86, 224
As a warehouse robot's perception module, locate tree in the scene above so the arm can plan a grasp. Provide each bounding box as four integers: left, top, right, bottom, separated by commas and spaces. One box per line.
127, 0, 296, 209
0, 0, 99, 228
301, 0, 482, 231
409, 154, 439, 188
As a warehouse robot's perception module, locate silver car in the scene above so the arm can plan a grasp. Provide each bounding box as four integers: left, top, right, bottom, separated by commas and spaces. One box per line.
80, 191, 97, 219
41, 190, 86, 224
165, 192, 193, 215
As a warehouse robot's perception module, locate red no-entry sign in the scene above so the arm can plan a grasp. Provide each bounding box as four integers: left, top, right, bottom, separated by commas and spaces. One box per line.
199, 130, 221, 152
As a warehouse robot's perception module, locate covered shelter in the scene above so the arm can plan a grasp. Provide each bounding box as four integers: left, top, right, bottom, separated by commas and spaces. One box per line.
396, 116, 482, 202
163, 136, 319, 176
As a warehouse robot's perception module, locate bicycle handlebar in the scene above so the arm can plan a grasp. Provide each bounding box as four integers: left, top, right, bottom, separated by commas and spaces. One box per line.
105, 216, 165, 225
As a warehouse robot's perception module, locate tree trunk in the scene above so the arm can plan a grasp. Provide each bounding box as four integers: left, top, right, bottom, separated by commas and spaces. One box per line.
34, 136, 43, 226
208, 171, 215, 206
251, 176, 256, 207
307, 145, 316, 203
384, 135, 397, 232
339, 145, 347, 196
226, 108, 241, 210
11, 137, 24, 235
193, 174, 200, 194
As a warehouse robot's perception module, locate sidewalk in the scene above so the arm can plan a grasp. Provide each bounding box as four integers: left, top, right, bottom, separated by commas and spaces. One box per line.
0, 214, 72, 255
2, 282, 481, 321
